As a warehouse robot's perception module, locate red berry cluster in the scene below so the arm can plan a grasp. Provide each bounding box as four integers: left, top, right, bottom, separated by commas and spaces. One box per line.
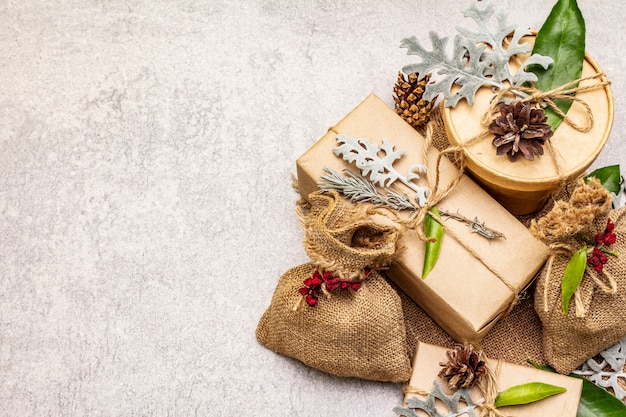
588, 218, 617, 273
298, 270, 366, 306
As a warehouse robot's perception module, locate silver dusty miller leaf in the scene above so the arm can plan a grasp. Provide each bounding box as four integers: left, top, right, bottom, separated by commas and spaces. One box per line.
333, 134, 429, 206
393, 380, 479, 417
401, 0, 553, 107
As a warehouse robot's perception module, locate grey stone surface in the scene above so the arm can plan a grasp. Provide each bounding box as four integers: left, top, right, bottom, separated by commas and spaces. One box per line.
0, 1, 624, 416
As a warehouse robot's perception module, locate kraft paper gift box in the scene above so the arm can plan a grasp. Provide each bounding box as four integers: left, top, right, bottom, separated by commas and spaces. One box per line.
403, 342, 582, 417
296, 93, 550, 344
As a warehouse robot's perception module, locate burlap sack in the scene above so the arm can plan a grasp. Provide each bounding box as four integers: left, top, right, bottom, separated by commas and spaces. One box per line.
532, 179, 626, 374
256, 190, 412, 382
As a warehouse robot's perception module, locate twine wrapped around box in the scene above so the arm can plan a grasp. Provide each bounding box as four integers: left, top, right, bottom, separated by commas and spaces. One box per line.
296, 94, 549, 344
256, 190, 413, 382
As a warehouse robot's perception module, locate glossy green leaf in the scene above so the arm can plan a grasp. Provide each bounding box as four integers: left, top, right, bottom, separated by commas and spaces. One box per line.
562, 245, 588, 315
422, 206, 443, 279
528, 362, 626, 417
528, 0, 586, 130
495, 382, 566, 407
586, 165, 622, 194
572, 375, 626, 417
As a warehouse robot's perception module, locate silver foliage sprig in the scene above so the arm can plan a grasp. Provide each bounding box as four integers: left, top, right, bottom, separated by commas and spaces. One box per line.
319, 168, 506, 241
393, 380, 480, 417
319, 168, 415, 211
333, 133, 430, 207
400, 0, 553, 107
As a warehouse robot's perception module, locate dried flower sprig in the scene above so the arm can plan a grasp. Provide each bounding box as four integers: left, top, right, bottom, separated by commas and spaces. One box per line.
298, 269, 365, 307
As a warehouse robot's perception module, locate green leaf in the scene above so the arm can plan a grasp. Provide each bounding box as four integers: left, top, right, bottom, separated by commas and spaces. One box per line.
561, 246, 588, 315
586, 165, 622, 194
572, 374, 626, 417
422, 206, 444, 279
528, 361, 626, 416
527, 360, 556, 373
528, 0, 586, 130
495, 382, 566, 407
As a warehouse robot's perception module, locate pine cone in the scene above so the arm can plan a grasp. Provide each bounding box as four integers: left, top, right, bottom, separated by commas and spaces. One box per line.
489, 101, 554, 162
438, 345, 487, 390
393, 72, 433, 130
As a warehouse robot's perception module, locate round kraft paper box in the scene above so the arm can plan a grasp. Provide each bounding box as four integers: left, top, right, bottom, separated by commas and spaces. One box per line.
442, 37, 614, 215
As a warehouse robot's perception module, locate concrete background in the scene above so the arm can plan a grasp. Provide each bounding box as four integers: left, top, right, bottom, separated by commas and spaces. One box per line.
1, 1, 624, 416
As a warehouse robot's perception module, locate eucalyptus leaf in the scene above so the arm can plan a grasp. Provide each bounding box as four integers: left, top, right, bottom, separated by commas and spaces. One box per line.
562, 245, 588, 315
586, 165, 621, 194
528, 361, 626, 417
422, 206, 444, 279
528, 0, 586, 131
494, 382, 566, 407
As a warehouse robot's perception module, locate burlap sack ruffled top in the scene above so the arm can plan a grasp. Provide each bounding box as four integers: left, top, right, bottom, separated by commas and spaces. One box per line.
256, 190, 413, 382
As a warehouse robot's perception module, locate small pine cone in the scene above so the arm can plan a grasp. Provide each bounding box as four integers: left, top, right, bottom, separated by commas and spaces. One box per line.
438, 345, 487, 390
489, 101, 554, 162
393, 72, 433, 130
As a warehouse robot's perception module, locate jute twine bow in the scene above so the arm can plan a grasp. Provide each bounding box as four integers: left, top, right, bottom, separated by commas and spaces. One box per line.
478, 72, 608, 189
403, 355, 514, 417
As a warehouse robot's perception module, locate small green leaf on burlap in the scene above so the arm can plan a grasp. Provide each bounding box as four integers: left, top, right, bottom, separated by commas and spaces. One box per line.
561, 245, 588, 315
528, 0, 586, 131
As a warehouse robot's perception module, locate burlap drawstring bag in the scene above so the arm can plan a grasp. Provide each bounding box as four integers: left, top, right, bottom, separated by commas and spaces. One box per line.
531, 178, 626, 374
256, 190, 412, 382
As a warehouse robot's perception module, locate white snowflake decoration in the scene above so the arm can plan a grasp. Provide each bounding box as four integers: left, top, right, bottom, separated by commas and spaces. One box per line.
573, 337, 626, 403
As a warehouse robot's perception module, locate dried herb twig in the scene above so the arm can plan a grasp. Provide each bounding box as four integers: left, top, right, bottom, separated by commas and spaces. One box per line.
438, 209, 506, 240
319, 168, 415, 211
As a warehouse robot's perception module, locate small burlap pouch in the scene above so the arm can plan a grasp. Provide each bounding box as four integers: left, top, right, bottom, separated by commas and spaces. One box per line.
256, 190, 412, 382
531, 178, 626, 374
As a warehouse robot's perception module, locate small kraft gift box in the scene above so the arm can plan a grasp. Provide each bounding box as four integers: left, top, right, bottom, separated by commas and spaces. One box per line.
399, 342, 582, 417
296, 93, 550, 344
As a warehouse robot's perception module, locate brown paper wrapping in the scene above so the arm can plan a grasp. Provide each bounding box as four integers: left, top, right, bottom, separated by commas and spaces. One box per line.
296, 94, 550, 344
406, 342, 582, 417
442, 36, 613, 215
